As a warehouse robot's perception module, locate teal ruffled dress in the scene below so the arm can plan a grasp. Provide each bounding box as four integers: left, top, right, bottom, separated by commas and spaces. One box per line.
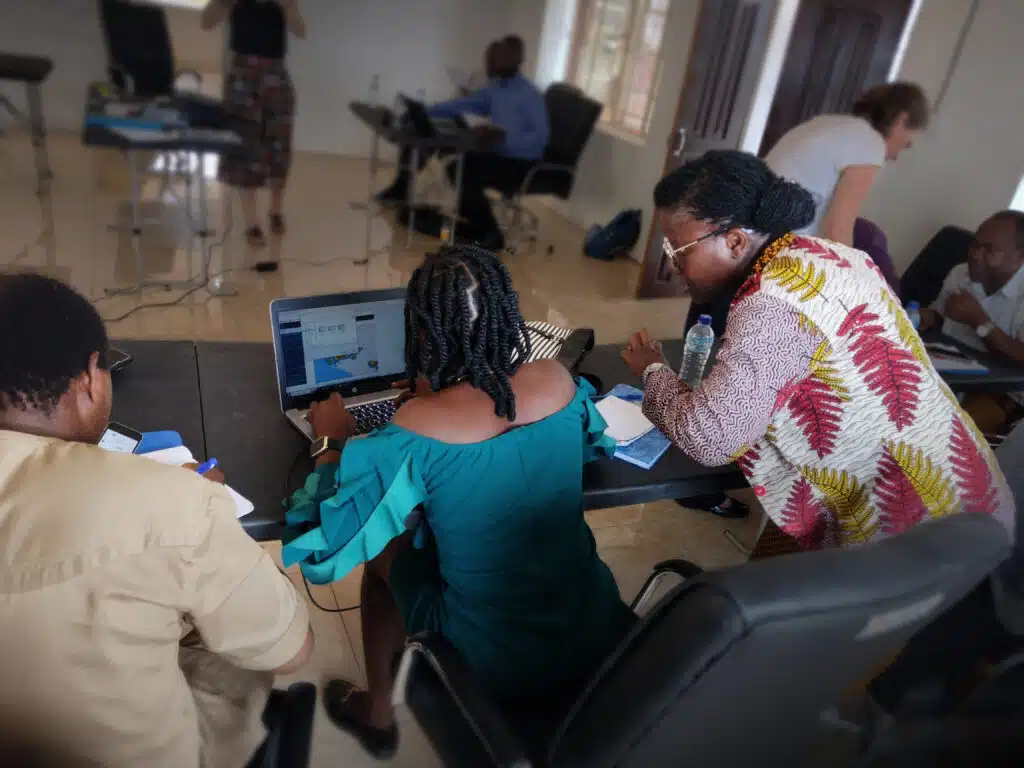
282, 379, 633, 699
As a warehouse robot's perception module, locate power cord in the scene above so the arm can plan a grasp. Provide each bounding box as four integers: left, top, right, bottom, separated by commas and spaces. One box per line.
283, 444, 361, 614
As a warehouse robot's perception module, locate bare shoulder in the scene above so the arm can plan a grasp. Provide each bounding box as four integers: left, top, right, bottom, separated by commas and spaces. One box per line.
511, 359, 577, 423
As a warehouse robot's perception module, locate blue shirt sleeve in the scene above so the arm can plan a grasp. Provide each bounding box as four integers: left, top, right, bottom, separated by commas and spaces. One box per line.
427, 87, 493, 119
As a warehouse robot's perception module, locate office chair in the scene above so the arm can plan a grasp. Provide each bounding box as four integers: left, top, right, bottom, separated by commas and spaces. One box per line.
247, 682, 317, 768
899, 225, 973, 307
394, 514, 1010, 767
495, 84, 602, 251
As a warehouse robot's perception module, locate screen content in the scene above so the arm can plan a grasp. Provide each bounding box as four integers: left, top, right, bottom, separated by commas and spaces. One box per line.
277, 299, 406, 397
99, 428, 140, 453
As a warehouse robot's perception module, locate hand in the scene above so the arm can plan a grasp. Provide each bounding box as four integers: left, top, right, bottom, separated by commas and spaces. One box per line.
184, 463, 226, 484
308, 392, 357, 440
621, 330, 667, 379
917, 307, 940, 332
944, 291, 989, 329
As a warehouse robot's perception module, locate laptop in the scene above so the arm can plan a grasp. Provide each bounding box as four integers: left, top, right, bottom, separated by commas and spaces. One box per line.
270, 288, 407, 441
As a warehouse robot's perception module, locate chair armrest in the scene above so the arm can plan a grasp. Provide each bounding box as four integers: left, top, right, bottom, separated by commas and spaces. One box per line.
631, 559, 703, 616
394, 633, 530, 768
520, 162, 574, 196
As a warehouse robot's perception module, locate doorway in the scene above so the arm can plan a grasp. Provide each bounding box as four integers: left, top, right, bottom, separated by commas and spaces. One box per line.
758, 0, 913, 156
637, 0, 778, 299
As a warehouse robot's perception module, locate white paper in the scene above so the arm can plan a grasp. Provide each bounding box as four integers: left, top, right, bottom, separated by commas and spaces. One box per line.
140, 447, 255, 519
596, 396, 655, 444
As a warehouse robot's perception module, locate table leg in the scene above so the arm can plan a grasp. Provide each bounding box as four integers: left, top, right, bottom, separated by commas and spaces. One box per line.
449, 151, 465, 244
405, 147, 419, 247
24, 82, 52, 198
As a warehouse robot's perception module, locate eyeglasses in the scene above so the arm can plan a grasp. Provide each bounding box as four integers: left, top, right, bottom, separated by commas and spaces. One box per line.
661, 226, 731, 272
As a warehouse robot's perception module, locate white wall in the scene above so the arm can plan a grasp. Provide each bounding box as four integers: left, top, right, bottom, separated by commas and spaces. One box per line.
0, 0, 518, 154
862, 0, 1024, 271
288, 0, 516, 155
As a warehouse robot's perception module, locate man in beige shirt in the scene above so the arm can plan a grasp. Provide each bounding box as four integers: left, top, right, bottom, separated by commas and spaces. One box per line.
0, 273, 313, 767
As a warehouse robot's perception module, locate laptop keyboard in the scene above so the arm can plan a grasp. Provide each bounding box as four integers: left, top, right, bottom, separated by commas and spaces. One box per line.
349, 399, 398, 435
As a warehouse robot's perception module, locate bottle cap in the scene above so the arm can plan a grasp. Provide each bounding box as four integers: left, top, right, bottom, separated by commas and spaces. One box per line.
905, 301, 920, 310
698, 314, 713, 326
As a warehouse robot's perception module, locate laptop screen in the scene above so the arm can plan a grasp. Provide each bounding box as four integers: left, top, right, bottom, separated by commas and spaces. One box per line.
274, 295, 406, 399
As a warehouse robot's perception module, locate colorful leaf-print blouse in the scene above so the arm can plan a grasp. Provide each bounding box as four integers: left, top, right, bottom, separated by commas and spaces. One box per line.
643, 236, 1015, 549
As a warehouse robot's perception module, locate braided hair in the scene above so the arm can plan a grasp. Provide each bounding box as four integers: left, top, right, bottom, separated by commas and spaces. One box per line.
653, 149, 815, 238
404, 245, 532, 421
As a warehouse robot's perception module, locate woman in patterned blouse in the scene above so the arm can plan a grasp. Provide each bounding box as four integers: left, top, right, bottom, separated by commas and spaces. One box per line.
622, 150, 1014, 550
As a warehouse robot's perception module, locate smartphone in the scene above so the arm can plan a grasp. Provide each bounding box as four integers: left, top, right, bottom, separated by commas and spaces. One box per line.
109, 346, 133, 373
98, 421, 143, 454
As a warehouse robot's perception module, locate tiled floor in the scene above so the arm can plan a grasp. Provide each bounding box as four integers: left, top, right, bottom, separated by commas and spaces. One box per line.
0, 133, 764, 765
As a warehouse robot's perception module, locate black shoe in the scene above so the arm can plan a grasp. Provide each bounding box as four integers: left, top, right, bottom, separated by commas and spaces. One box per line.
375, 178, 408, 205
676, 493, 751, 519
323, 679, 398, 759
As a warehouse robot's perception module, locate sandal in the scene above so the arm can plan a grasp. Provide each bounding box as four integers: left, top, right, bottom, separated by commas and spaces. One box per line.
269, 212, 286, 236
246, 226, 267, 248
323, 679, 398, 759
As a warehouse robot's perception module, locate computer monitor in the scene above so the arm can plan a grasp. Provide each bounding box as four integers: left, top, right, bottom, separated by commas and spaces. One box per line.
99, 0, 176, 98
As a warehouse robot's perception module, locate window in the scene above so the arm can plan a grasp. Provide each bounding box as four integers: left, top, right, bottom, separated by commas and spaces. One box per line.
567, 0, 670, 136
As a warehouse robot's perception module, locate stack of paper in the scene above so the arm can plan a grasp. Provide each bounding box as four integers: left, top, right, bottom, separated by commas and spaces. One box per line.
139, 447, 255, 519
595, 395, 655, 445
596, 385, 672, 470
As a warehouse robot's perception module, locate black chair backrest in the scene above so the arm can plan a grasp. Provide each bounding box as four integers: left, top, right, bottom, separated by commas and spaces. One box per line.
548, 514, 1010, 767
99, 0, 175, 98
900, 225, 973, 307
542, 84, 602, 168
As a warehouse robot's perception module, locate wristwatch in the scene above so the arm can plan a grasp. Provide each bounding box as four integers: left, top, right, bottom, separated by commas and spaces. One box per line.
310, 436, 345, 460
642, 362, 672, 386
976, 321, 995, 339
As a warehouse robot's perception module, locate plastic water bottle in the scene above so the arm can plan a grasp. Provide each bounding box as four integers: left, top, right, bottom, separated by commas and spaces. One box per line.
679, 314, 715, 388
905, 300, 921, 330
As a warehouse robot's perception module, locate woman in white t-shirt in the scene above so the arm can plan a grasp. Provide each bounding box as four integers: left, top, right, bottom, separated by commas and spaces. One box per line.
765, 82, 929, 246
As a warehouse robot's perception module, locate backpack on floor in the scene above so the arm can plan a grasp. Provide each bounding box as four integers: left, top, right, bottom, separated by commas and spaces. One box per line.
584, 209, 642, 261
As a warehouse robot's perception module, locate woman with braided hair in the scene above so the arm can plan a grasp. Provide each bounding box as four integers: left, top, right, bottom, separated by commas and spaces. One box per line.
623, 150, 1013, 558
282, 246, 631, 756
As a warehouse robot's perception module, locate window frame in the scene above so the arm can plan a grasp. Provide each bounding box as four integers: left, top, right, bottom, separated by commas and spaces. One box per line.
565, 0, 670, 137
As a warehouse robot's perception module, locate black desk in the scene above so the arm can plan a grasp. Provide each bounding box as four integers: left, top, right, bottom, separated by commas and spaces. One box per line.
0, 51, 53, 196
921, 332, 1024, 394
110, 340, 206, 458
349, 100, 498, 244
125, 335, 1024, 543
195, 341, 750, 541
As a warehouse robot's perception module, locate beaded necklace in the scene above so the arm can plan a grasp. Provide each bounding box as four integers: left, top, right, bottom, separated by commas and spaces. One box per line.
752, 231, 795, 275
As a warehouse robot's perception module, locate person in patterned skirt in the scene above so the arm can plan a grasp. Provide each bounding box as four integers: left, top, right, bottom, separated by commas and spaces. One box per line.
622, 150, 1014, 553
202, 0, 305, 249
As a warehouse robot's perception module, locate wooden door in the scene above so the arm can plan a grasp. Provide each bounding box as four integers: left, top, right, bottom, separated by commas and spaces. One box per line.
758, 0, 913, 156
638, 0, 777, 299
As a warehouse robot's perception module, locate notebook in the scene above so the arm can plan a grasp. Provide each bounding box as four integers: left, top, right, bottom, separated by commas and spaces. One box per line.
139, 446, 255, 519
600, 384, 672, 470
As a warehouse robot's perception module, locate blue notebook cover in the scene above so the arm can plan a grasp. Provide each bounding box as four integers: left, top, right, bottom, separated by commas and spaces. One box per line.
599, 385, 672, 470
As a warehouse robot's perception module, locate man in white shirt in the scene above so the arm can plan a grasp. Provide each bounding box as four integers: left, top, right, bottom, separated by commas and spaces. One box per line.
919, 210, 1024, 430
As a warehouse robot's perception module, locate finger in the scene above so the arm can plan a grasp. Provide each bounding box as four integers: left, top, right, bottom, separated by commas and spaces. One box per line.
392, 379, 410, 390
651, 339, 663, 353
328, 392, 344, 405
639, 329, 652, 347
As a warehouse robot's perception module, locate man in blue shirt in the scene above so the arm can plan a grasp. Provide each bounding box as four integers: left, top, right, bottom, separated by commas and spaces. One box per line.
377, 37, 550, 250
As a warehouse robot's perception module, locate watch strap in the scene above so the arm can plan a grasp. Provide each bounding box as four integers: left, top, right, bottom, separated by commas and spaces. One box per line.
642, 362, 671, 386
311, 436, 345, 459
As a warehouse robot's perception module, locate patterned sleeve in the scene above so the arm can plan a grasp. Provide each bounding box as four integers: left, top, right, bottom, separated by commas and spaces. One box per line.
642, 292, 820, 466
